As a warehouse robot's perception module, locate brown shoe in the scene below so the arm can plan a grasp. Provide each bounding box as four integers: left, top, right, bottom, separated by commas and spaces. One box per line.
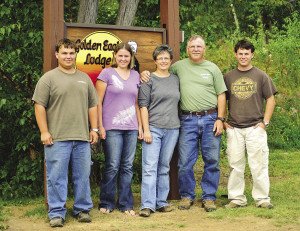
225, 201, 246, 209
139, 208, 151, 217
256, 202, 274, 209
157, 205, 175, 212
178, 197, 194, 210
202, 200, 216, 212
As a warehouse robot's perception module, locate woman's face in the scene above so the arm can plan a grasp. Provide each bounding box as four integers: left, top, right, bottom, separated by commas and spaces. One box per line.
115, 48, 131, 69
154, 51, 172, 72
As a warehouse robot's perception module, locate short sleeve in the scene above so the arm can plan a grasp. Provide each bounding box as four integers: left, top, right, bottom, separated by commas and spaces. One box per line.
32, 74, 51, 107
87, 76, 98, 108
212, 64, 227, 95
262, 74, 277, 99
138, 80, 152, 108
97, 68, 110, 84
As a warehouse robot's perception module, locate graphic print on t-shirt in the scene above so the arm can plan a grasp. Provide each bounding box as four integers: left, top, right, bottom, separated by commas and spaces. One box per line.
112, 105, 136, 126
231, 77, 257, 100
112, 74, 124, 90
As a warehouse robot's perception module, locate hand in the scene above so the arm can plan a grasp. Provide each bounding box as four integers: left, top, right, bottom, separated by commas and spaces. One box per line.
140, 70, 150, 83
213, 120, 224, 136
255, 122, 266, 130
138, 126, 143, 140
99, 126, 106, 139
143, 130, 152, 143
41, 131, 53, 146
89, 131, 98, 144
223, 122, 233, 130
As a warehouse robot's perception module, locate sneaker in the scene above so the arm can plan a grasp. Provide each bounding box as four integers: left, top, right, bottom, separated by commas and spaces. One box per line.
178, 197, 194, 210
202, 200, 217, 212
157, 205, 175, 212
139, 208, 151, 217
49, 217, 64, 227
256, 202, 274, 209
76, 212, 92, 223
225, 201, 246, 209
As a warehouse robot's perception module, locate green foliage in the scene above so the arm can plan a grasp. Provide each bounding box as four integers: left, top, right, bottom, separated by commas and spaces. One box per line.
1, 0, 299, 200
0, 0, 44, 199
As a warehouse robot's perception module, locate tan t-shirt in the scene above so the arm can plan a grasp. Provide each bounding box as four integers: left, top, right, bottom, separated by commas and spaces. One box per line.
224, 67, 277, 128
32, 68, 98, 141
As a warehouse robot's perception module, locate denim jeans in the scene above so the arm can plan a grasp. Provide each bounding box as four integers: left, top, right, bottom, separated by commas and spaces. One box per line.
44, 141, 93, 220
178, 112, 221, 201
99, 130, 138, 211
141, 126, 179, 211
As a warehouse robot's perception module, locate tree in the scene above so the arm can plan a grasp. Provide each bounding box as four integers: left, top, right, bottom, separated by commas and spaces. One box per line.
77, 0, 99, 23
116, 0, 140, 26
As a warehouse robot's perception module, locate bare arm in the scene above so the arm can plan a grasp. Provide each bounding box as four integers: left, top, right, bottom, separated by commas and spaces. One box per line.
88, 106, 98, 144
258, 95, 276, 129
95, 80, 107, 139
140, 107, 151, 143
140, 70, 151, 83
34, 103, 53, 145
135, 99, 143, 140
214, 92, 226, 136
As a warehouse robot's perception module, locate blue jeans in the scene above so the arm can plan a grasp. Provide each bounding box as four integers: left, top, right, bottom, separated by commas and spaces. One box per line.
99, 130, 138, 211
44, 141, 93, 220
178, 112, 221, 201
141, 126, 179, 211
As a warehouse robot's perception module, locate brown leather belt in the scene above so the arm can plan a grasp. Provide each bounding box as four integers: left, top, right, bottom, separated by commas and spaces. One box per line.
181, 108, 217, 116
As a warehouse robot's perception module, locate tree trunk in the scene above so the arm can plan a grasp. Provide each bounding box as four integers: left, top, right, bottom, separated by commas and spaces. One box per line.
77, 0, 98, 23
116, 0, 140, 26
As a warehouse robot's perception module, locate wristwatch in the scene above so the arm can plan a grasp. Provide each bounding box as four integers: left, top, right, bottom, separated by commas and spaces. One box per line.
91, 128, 99, 133
217, 117, 226, 122
263, 121, 269, 127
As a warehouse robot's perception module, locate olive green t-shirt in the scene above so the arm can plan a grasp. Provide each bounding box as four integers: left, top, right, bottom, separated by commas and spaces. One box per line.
171, 58, 227, 111
32, 68, 98, 141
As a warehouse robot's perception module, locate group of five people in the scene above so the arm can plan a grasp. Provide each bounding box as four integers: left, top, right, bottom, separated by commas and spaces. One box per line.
32, 35, 276, 227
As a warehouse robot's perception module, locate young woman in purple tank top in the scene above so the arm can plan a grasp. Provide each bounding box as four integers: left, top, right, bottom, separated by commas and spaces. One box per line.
96, 42, 143, 216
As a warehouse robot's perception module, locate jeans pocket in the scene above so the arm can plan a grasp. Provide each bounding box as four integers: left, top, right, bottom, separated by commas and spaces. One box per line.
180, 114, 191, 123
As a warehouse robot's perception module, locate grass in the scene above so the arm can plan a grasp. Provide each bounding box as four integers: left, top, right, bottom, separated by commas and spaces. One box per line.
0, 149, 299, 230
205, 149, 300, 227
0, 202, 8, 230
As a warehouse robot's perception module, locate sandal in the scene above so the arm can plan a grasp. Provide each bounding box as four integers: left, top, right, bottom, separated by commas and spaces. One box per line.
124, 209, 136, 216
99, 208, 112, 214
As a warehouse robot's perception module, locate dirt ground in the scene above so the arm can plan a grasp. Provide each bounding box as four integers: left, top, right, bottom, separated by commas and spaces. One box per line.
5, 200, 300, 231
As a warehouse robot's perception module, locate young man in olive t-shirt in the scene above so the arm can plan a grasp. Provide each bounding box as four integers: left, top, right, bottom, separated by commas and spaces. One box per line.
32, 39, 98, 227
224, 39, 277, 209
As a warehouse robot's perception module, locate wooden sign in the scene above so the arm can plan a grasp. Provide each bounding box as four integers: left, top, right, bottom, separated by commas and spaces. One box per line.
66, 23, 166, 82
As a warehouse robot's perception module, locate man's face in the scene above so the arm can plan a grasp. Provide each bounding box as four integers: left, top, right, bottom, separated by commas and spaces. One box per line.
235, 48, 253, 68
187, 38, 206, 63
55, 46, 76, 70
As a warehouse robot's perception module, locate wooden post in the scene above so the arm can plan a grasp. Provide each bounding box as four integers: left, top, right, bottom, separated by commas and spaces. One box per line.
160, 0, 181, 200
43, 0, 65, 204
43, 0, 65, 73
160, 0, 181, 62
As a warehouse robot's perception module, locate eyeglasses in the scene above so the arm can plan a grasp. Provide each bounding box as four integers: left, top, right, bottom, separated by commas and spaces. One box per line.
156, 57, 170, 61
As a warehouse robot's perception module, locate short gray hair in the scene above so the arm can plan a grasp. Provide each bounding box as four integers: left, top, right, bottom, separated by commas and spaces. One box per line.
152, 44, 173, 60
187, 35, 206, 47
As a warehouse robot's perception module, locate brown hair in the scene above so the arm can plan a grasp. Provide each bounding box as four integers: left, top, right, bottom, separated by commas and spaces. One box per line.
55, 38, 76, 52
111, 42, 135, 69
